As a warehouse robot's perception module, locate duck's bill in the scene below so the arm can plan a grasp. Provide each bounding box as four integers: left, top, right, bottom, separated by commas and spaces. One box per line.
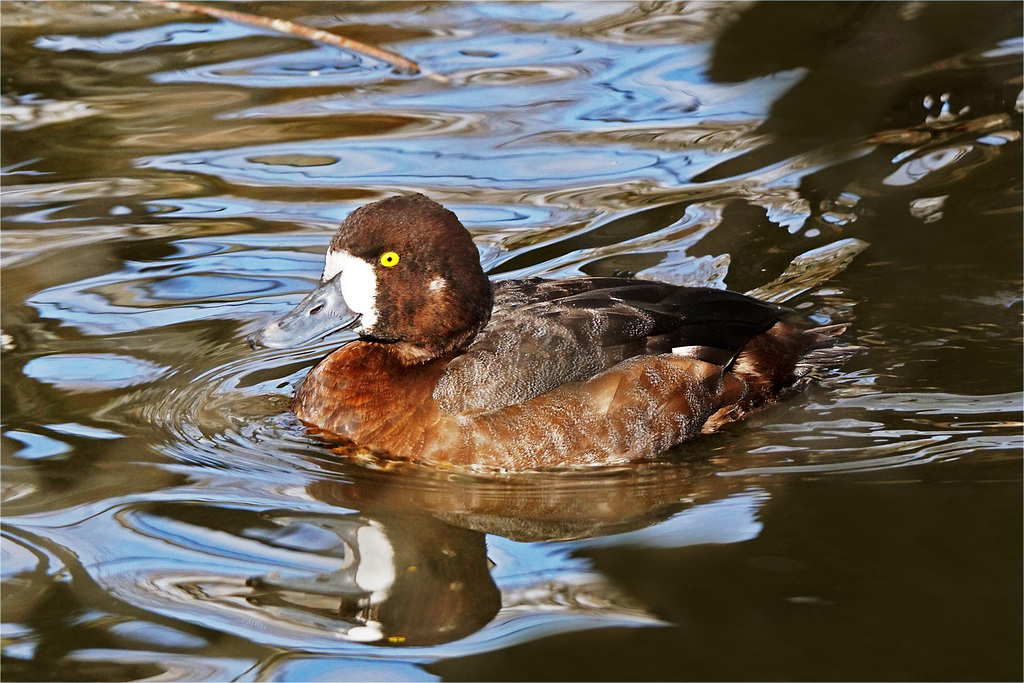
247, 280, 358, 349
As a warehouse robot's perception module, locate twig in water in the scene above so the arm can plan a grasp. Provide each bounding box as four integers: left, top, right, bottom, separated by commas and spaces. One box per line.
142, 0, 448, 82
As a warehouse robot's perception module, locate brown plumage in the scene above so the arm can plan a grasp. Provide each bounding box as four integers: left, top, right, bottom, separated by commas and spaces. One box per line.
249, 194, 856, 471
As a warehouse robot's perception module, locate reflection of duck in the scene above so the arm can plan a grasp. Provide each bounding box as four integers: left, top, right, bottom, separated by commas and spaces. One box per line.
242, 503, 665, 648
308, 457, 756, 543
246, 512, 500, 647
249, 194, 854, 469
261, 457, 764, 645
248, 456, 757, 646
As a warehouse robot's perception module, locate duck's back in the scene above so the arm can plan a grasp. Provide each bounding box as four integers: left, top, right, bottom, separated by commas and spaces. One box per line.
433, 278, 789, 414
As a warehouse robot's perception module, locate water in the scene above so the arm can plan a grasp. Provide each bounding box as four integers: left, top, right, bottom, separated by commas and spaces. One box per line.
2, 2, 1021, 680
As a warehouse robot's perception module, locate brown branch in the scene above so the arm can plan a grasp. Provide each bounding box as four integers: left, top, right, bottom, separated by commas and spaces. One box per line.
142, 0, 448, 82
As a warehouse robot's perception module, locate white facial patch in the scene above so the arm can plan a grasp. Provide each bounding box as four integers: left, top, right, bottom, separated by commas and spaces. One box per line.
354, 524, 396, 603
429, 277, 446, 292
323, 249, 378, 329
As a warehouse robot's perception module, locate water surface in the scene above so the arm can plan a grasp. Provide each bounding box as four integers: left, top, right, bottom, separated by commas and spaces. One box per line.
2, 2, 1021, 680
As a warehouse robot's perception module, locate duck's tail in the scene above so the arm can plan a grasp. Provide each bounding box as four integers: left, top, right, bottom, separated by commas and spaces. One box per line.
792, 323, 860, 382
701, 321, 859, 434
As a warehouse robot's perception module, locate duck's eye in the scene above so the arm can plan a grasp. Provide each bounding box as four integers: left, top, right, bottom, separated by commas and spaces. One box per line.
380, 251, 400, 267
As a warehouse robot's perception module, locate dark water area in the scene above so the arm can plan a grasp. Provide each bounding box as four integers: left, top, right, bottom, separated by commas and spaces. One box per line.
1, 2, 1021, 680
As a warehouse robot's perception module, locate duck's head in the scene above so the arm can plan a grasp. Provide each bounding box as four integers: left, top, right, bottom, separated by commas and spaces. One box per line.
248, 194, 492, 362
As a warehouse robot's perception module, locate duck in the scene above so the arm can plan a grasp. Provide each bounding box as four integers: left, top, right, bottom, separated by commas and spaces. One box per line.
248, 193, 853, 471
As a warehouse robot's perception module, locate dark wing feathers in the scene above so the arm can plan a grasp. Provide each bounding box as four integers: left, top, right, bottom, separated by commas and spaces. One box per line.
433, 277, 788, 414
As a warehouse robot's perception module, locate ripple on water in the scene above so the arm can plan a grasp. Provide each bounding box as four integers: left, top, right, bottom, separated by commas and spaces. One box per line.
122, 341, 333, 477
35, 20, 268, 54
25, 234, 329, 335
724, 386, 1024, 476
4, 431, 72, 461
152, 44, 387, 88
139, 139, 673, 190
22, 353, 168, 391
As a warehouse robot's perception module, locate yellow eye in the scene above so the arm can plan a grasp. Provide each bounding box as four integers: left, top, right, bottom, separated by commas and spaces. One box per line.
380, 251, 400, 267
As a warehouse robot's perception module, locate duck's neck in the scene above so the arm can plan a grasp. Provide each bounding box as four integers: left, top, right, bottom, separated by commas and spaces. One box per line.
376, 279, 493, 364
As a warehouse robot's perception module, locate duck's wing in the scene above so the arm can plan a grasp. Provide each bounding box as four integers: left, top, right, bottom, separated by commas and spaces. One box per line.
433, 277, 788, 414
